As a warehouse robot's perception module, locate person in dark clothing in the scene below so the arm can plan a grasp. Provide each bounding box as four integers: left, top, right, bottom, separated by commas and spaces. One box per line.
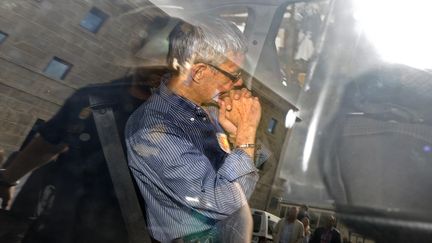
309, 215, 341, 243
0, 67, 167, 243
297, 204, 309, 221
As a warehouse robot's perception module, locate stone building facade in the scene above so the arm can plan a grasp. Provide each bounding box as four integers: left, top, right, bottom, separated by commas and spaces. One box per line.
0, 0, 157, 156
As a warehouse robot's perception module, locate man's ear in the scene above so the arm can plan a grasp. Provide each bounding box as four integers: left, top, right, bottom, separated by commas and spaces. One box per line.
191, 63, 207, 83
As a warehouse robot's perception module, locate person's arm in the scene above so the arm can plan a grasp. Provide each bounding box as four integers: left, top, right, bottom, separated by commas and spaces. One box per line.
296, 221, 305, 243
127, 123, 258, 220
0, 136, 67, 209
2, 136, 67, 182
272, 220, 282, 241
0, 88, 80, 209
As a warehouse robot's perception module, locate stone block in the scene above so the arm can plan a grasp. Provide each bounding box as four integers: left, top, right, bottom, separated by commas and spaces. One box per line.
9, 2, 38, 22
0, 132, 24, 147
0, 15, 16, 34
0, 83, 13, 96
36, 32, 67, 51
0, 119, 29, 137
14, 42, 47, 60
63, 43, 87, 59
0, 72, 37, 94
79, 41, 104, 56
0, 95, 32, 114
0, 105, 35, 126
0, 142, 18, 158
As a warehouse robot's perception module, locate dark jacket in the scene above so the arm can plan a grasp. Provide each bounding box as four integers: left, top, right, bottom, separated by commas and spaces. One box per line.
309, 227, 341, 243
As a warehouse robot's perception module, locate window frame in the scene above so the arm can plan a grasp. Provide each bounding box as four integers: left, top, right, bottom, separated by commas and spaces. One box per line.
43, 56, 73, 80
0, 31, 8, 44
79, 7, 109, 33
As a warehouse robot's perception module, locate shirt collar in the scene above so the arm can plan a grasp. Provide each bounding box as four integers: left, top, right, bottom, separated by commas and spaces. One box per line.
158, 78, 207, 117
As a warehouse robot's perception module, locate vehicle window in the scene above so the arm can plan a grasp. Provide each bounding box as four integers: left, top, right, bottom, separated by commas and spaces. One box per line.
267, 218, 277, 235
218, 7, 248, 33
252, 213, 262, 233
276, 1, 329, 88
1, 0, 430, 243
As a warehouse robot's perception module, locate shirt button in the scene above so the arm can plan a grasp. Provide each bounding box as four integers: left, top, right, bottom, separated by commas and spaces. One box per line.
190, 118, 195, 121
203, 117, 207, 121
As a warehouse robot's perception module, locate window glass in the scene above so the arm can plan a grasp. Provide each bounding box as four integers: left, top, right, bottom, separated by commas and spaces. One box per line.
80, 7, 109, 33
268, 219, 276, 235
267, 118, 277, 134
252, 212, 262, 233
0, 1, 429, 243
43, 57, 72, 80
218, 7, 248, 33
0, 31, 7, 44
276, 2, 329, 88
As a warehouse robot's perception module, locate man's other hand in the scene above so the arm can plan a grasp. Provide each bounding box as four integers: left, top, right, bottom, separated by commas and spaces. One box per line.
0, 185, 13, 209
218, 88, 253, 137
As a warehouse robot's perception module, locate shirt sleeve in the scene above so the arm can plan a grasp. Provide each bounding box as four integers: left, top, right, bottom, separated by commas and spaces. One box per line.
127, 122, 259, 220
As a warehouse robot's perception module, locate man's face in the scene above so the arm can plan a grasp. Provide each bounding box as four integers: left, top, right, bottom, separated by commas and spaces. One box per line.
287, 207, 299, 221
325, 216, 336, 229
199, 52, 244, 104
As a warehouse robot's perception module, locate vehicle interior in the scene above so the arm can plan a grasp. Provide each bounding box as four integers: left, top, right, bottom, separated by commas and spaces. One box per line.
1, 0, 431, 242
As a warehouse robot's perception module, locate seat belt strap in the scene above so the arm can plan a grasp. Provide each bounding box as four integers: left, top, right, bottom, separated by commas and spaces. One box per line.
89, 95, 152, 243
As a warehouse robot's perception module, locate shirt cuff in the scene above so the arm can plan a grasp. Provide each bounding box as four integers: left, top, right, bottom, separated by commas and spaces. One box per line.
218, 149, 257, 182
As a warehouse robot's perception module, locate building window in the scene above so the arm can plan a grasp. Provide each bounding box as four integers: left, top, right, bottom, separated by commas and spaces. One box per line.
0, 31, 8, 44
80, 7, 109, 33
267, 118, 278, 134
43, 57, 72, 80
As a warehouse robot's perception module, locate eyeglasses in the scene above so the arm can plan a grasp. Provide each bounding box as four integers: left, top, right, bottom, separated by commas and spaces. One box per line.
206, 63, 242, 83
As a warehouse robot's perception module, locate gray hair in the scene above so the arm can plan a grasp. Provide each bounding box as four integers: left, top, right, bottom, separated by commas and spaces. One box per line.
167, 17, 247, 73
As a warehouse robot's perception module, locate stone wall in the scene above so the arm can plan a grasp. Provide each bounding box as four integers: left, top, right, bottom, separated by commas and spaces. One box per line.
0, 0, 156, 156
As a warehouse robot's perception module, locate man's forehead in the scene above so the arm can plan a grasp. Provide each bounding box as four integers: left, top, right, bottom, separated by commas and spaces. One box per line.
224, 52, 245, 68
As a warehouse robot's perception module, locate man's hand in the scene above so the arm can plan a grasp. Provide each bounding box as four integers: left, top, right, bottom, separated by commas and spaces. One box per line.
0, 137, 68, 209
0, 148, 11, 209
222, 88, 253, 111
0, 185, 13, 209
218, 88, 253, 137
222, 88, 261, 130
218, 88, 262, 158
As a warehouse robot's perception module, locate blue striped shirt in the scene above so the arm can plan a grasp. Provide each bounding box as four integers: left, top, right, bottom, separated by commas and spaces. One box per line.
125, 82, 259, 242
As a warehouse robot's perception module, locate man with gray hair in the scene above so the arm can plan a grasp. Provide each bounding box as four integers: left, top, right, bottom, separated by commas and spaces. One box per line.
125, 17, 262, 242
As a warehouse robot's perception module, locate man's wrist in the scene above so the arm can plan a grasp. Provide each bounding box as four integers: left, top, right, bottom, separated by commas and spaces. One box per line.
235, 144, 261, 150
235, 135, 256, 147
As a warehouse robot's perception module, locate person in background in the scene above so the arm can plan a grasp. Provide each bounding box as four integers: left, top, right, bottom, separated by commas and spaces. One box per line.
273, 206, 305, 243
309, 215, 341, 243
297, 204, 309, 221
301, 216, 311, 243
